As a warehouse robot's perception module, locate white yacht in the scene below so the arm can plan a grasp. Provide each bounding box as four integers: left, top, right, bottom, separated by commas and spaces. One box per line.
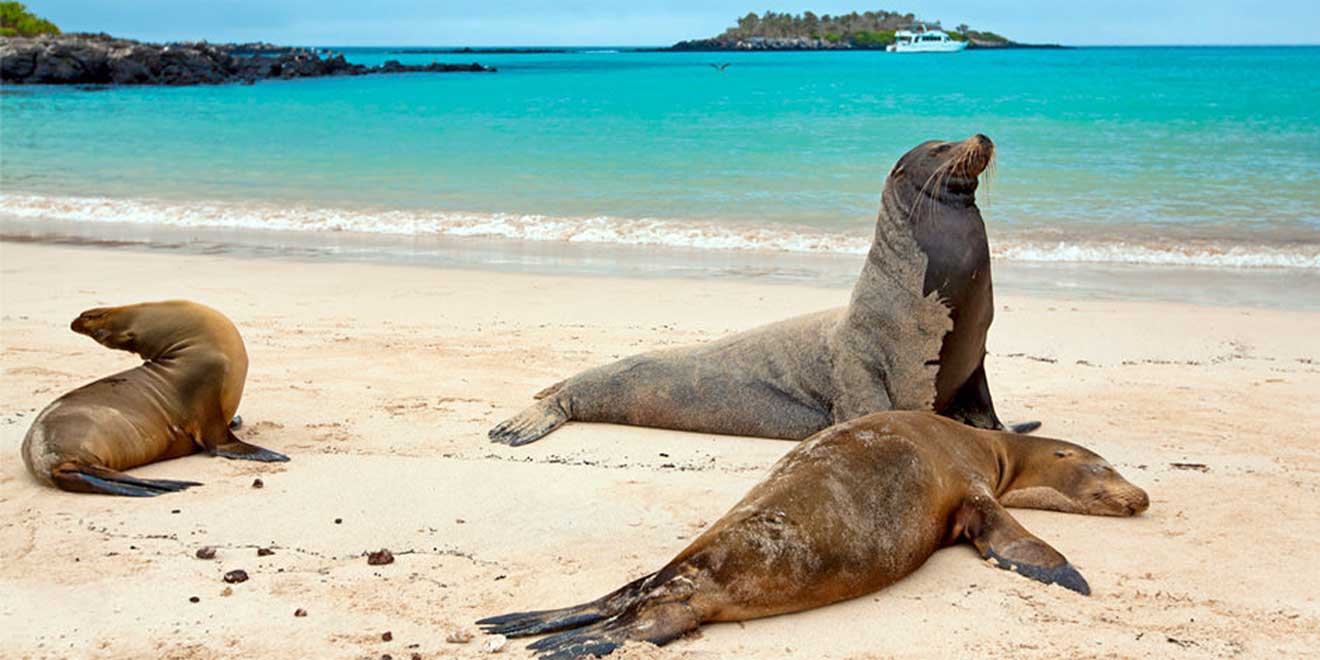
887, 25, 968, 53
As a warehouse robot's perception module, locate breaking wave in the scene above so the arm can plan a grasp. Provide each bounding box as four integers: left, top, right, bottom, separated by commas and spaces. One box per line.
2, 192, 1316, 270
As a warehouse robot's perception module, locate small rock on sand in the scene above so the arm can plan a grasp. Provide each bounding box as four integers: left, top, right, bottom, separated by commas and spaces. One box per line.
482, 635, 507, 653
446, 628, 473, 644
223, 569, 249, 583
367, 549, 395, 566
294, 608, 307, 617
195, 546, 216, 560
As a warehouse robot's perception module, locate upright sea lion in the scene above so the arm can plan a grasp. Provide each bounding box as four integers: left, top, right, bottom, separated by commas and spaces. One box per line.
479, 411, 1148, 659
490, 134, 1030, 447
21, 300, 288, 497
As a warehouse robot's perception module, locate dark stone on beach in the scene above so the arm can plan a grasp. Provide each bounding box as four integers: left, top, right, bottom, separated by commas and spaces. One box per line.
252, 478, 264, 488
257, 547, 274, 557
0, 33, 497, 86
366, 548, 395, 566
195, 546, 216, 560
223, 569, 250, 583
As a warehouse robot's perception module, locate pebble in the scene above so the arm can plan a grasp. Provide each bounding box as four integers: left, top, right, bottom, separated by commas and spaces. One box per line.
294, 608, 307, 617
223, 569, 249, 584
257, 548, 274, 557
382, 631, 393, 642
252, 478, 264, 488
482, 635, 507, 654
445, 628, 473, 644
367, 549, 394, 566
195, 546, 216, 560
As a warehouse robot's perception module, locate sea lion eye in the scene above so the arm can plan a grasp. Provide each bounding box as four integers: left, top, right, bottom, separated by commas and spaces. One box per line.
1053, 450, 1069, 458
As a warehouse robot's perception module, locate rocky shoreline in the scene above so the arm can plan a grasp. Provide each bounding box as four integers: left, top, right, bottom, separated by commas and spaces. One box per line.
0, 33, 495, 86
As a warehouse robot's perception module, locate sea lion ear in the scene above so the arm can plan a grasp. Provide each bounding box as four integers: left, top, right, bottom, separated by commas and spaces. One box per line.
956, 494, 1091, 596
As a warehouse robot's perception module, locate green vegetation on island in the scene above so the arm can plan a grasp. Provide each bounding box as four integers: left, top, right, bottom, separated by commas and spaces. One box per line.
671, 10, 1023, 50
0, 2, 60, 37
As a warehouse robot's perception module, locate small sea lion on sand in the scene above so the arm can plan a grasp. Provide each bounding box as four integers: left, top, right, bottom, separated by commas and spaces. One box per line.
491, 135, 1032, 447
479, 411, 1147, 659
21, 300, 288, 497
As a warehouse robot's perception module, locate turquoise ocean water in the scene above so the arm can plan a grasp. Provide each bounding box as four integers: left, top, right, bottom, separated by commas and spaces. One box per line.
2, 47, 1319, 282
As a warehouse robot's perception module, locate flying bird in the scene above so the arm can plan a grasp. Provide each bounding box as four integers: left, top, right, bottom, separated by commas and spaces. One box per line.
709, 63, 731, 72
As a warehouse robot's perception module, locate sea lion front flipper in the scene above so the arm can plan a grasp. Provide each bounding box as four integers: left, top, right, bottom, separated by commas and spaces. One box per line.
210, 430, 290, 462
489, 397, 570, 446
957, 494, 1091, 595
52, 463, 202, 497
1008, 420, 1042, 434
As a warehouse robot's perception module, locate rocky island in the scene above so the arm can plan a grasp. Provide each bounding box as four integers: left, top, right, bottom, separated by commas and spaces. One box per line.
0, 33, 496, 86
669, 10, 1060, 50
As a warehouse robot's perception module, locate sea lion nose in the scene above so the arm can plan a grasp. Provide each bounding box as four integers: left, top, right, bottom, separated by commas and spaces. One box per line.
1129, 487, 1150, 514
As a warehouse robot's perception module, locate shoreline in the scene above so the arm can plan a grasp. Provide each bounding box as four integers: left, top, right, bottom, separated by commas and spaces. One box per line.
2, 241, 1317, 659
4, 215, 1319, 313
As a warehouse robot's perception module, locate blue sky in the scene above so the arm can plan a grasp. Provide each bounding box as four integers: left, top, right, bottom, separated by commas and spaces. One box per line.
33, 1, 1320, 45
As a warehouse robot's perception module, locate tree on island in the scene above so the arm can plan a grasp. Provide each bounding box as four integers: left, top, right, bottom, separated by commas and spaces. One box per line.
677, 9, 1012, 49
0, 1, 60, 37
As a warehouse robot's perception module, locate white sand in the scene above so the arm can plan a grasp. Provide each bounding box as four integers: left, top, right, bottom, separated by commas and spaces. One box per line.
1, 241, 1317, 659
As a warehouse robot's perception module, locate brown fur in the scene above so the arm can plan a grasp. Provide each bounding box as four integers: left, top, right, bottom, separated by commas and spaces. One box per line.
479, 412, 1148, 658
21, 300, 285, 496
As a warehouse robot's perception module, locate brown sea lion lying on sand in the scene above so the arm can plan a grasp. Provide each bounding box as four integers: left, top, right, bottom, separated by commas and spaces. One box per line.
479, 411, 1148, 659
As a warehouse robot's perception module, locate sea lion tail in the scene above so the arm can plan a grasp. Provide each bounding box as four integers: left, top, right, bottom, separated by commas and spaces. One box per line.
51, 463, 202, 497
476, 573, 653, 637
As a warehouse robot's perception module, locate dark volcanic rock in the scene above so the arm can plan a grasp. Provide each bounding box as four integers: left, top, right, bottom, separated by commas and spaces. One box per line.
0, 33, 497, 86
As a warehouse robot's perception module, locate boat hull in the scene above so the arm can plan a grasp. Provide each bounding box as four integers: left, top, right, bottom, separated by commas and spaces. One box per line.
887, 41, 969, 53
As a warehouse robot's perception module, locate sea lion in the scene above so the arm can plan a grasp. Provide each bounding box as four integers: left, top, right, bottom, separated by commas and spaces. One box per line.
490, 134, 1031, 447
479, 411, 1148, 659
20, 300, 288, 497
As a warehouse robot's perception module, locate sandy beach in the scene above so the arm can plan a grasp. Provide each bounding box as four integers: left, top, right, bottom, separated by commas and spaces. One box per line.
1, 240, 1318, 659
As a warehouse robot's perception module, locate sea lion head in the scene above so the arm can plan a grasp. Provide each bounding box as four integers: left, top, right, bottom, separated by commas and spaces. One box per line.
888, 134, 994, 208
1000, 436, 1150, 517
71, 300, 223, 359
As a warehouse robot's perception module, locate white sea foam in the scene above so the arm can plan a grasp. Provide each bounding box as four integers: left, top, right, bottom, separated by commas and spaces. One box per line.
2, 193, 1317, 270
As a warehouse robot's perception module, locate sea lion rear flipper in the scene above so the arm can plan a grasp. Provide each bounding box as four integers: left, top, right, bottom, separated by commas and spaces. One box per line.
957, 494, 1091, 595
477, 573, 654, 637
489, 397, 570, 446
228, 415, 243, 430
52, 463, 202, 497
210, 430, 290, 462
523, 601, 700, 660
533, 380, 566, 400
